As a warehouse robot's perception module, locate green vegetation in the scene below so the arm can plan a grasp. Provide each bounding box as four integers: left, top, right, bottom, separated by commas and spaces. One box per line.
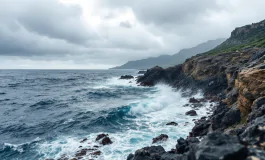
205, 22, 265, 56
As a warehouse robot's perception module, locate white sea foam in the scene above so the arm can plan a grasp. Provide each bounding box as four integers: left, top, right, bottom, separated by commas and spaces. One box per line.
37, 83, 213, 160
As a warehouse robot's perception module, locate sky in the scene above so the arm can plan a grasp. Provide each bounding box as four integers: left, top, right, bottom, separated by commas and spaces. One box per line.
0, 0, 264, 69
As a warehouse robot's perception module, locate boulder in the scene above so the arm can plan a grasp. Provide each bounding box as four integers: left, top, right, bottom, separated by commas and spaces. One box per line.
120, 75, 134, 79
152, 134, 168, 144
189, 132, 248, 160
221, 104, 241, 127
127, 146, 165, 160
176, 137, 199, 154
95, 133, 108, 141
191, 118, 211, 137
166, 122, 178, 126
185, 110, 197, 116
95, 133, 113, 145
90, 151, 102, 156
248, 97, 265, 122
101, 136, 113, 145
189, 97, 200, 103
75, 149, 87, 157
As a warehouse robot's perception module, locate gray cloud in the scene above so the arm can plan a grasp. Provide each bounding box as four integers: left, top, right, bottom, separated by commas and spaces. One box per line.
119, 21, 132, 28
0, 0, 265, 68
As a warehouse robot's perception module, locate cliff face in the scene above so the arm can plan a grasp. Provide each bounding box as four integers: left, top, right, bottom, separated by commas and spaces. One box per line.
132, 20, 265, 160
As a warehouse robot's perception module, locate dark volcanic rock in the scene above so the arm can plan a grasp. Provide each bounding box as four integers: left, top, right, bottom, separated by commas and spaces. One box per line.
189, 97, 200, 103
185, 110, 197, 116
221, 104, 241, 127
248, 97, 265, 122
191, 117, 211, 137
101, 136, 112, 145
95, 133, 112, 145
189, 132, 248, 160
75, 149, 87, 157
127, 146, 166, 160
95, 134, 108, 141
120, 75, 134, 79
240, 115, 265, 146
166, 122, 178, 126
138, 71, 146, 74
152, 134, 169, 144
90, 151, 102, 156
80, 138, 87, 143
176, 137, 200, 154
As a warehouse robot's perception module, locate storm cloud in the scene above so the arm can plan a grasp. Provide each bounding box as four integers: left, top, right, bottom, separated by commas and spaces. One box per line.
0, 0, 265, 69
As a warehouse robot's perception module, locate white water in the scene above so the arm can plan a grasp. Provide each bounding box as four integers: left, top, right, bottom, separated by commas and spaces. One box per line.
37, 77, 212, 160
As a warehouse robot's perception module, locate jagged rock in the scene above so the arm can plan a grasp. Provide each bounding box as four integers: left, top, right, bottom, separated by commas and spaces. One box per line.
224, 124, 247, 136
160, 153, 186, 160
101, 136, 112, 145
120, 75, 134, 79
95, 134, 108, 141
248, 97, 265, 122
240, 115, 265, 145
189, 132, 248, 160
236, 67, 265, 115
95, 133, 112, 145
221, 104, 241, 127
211, 103, 230, 131
152, 134, 168, 144
80, 138, 87, 143
191, 117, 211, 137
90, 151, 102, 156
166, 122, 178, 126
175, 137, 200, 154
189, 97, 200, 103
185, 110, 197, 116
127, 146, 166, 160
75, 149, 87, 157
138, 71, 146, 74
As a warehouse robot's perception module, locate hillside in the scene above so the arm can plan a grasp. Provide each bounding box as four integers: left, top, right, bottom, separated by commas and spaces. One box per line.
206, 19, 265, 55
111, 38, 225, 69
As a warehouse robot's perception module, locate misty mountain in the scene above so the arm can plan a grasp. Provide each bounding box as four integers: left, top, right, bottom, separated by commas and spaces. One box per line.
111, 38, 226, 69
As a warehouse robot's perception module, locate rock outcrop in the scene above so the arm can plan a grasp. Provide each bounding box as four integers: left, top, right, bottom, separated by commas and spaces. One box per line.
132, 19, 265, 160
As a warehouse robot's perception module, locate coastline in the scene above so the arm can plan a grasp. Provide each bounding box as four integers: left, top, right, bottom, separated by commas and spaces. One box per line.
127, 47, 265, 159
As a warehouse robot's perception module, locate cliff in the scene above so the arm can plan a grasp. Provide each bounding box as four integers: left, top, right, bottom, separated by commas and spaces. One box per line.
129, 19, 265, 160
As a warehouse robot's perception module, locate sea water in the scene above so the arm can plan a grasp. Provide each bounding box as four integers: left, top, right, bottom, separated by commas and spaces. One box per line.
0, 70, 211, 160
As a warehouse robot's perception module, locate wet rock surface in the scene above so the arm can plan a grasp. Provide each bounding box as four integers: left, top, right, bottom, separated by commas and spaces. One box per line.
152, 134, 169, 144
45, 133, 113, 160
120, 75, 134, 79
166, 122, 178, 126
185, 110, 197, 116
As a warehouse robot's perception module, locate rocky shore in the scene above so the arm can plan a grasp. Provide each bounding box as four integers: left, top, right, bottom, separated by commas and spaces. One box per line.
128, 20, 265, 160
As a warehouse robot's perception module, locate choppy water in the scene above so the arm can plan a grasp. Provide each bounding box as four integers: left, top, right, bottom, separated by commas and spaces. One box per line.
0, 70, 210, 160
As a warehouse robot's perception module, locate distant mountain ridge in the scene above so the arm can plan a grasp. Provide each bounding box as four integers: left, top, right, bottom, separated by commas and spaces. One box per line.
111, 38, 226, 69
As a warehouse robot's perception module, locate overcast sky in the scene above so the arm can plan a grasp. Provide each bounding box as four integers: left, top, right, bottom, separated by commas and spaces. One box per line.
0, 0, 264, 69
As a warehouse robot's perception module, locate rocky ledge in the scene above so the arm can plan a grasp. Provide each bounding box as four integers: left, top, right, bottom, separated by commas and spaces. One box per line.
129, 41, 265, 159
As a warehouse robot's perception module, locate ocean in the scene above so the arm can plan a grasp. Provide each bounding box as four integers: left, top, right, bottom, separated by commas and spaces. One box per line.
0, 70, 210, 160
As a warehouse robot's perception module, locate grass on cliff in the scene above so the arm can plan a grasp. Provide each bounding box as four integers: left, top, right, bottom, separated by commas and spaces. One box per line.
205, 27, 265, 56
